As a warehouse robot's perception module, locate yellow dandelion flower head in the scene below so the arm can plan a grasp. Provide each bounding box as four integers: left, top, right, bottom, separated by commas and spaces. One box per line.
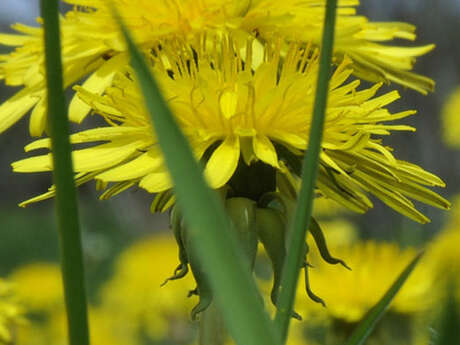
296, 240, 432, 322
441, 86, 460, 148
35, 308, 132, 345
0, 0, 434, 137
13, 34, 448, 222
15, 307, 131, 345
8, 263, 63, 313
0, 279, 24, 344
424, 196, 460, 290
99, 233, 195, 341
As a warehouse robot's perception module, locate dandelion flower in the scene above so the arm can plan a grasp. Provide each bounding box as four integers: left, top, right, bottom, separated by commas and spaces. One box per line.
256, 239, 431, 345
425, 195, 460, 287
298, 240, 432, 321
13, 35, 449, 223
0, 0, 434, 136
9, 263, 63, 313
0, 279, 24, 344
441, 86, 460, 148
99, 234, 195, 342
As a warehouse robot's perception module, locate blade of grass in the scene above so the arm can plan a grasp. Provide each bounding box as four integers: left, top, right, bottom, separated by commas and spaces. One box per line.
41, 1, 90, 345
274, 0, 338, 341
430, 282, 459, 345
344, 252, 423, 345
113, 8, 280, 345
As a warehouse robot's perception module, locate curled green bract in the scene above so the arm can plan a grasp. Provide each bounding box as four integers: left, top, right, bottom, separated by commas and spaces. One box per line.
165, 193, 350, 320
256, 207, 286, 305
310, 217, 351, 270
166, 198, 259, 320
225, 198, 258, 271
161, 207, 189, 286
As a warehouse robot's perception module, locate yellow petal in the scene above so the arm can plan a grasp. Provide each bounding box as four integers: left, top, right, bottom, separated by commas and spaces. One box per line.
96, 149, 163, 182
14, 141, 144, 173
29, 97, 47, 137
12, 154, 53, 173
69, 53, 128, 123
0, 33, 33, 46
71, 140, 144, 172
219, 89, 238, 119
139, 171, 172, 193
253, 135, 279, 167
0, 88, 40, 135
204, 136, 240, 188
25, 126, 147, 152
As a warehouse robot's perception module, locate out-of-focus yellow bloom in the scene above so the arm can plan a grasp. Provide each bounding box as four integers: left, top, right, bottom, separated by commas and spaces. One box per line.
99, 233, 196, 342
313, 197, 349, 218
15, 308, 130, 345
312, 198, 358, 248
297, 241, 431, 322
12, 235, 197, 345
13, 34, 448, 223
426, 226, 460, 282
313, 218, 358, 249
0, 279, 24, 344
442, 87, 460, 148
424, 195, 460, 302
9, 263, 63, 313
0, 0, 433, 136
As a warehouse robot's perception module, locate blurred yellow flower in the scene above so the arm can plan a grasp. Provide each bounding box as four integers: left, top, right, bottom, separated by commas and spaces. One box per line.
0, 0, 433, 136
12, 234, 197, 345
424, 195, 460, 301
15, 307, 131, 345
442, 87, 460, 148
0, 279, 24, 344
9, 263, 63, 313
99, 233, 196, 342
13, 34, 448, 222
297, 241, 431, 322
313, 218, 358, 249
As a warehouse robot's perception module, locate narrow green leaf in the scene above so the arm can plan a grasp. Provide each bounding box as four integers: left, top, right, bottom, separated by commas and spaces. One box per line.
274, 0, 338, 341
433, 283, 460, 345
113, 8, 280, 345
344, 252, 423, 345
40, 1, 90, 345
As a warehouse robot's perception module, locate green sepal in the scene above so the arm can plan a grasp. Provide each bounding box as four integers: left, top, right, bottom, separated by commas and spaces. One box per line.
179, 218, 213, 321
190, 272, 213, 321
303, 262, 326, 307
256, 206, 301, 320
225, 197, 258, 270
256, 207, 286, 305
162, 206, 189, 286
310, 217, 351, 270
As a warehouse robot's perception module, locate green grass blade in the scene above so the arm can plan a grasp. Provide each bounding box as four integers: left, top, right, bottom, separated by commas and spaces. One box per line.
433, 283, 460, 345
273, 0, 338, 341
40, 1, 90, 345
344, 252, 423, 345
114, 10, 280, 345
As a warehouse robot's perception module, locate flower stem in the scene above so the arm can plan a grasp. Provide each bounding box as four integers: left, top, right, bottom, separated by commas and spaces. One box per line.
199, 303, 226, 345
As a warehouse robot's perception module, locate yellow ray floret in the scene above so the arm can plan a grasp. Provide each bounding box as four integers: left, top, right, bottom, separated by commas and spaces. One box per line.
0, 0, 433, 137
12, 34, 448, 223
